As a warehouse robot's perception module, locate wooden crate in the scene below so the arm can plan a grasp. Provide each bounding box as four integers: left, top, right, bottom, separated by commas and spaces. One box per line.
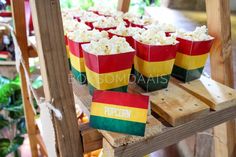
73, 76, 236, 156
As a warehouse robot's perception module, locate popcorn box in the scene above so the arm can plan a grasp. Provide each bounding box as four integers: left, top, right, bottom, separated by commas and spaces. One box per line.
130, 22, 144, 29
68, 38, 89, 84
94, 26, 116, 32
90, 90, 149, 136
108, 32, 135, 48
134, 40, 178, 91
73, 16, 94, 29
123, 19, 131, 27
172, 37, 214, 82
64, 35, 71, 70
82, 45, 135, 95
165, 32, 174, 37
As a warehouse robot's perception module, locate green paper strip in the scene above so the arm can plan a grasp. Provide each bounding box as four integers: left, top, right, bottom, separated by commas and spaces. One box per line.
71, 66, 87, 84
134, 70, 170, 92
88, 83, 128, 95
68, 58, 71, 70
90, 115, 145, 136
171, 65, 204, 82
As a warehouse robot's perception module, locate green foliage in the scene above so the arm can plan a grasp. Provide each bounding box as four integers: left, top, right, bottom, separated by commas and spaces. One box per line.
0, 136, 24, 157
0, 115, 9, 130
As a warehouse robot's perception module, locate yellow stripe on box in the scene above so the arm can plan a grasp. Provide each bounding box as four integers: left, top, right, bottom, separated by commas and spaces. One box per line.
66, 46, 70, 58
90, 102, 148, 123
70, 52, 85, 72
174, 52, 208, 70
85, 66, 131, 90
134, 56, 175, 78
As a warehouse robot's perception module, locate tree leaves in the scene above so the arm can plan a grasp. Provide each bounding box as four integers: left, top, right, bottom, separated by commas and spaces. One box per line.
0, 136, 24, 157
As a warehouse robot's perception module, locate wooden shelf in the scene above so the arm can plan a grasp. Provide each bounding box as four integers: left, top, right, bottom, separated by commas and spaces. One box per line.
72, 76, 236, 156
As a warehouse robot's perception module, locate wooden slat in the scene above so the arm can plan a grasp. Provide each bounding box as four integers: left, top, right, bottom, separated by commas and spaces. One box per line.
117, 0, 130, 12
206, 0, 236, 156
30, 0, 83, 156
103, 105, 236, 157
100, 116, 162, 148
179, 76, 236, 110
81, 128, 103, 153
150, 82, 210, 126
11, 1, 39, 157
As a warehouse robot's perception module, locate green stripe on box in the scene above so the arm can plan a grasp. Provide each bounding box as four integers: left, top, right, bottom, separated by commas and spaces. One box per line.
171, 65, 204, 82
68, 58, 71, 70
90, 115, 145, 136
88, 83, 128, 95
134, 70, 170, 92
71, 66, 87, 84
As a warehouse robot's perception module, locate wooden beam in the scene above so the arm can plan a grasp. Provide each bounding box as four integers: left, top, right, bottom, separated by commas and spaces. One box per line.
102, 105, 236, 157
206, 0, 236, 157
117, 0, 130, 12
30, 0, 83, 156
11, 0, 38, 157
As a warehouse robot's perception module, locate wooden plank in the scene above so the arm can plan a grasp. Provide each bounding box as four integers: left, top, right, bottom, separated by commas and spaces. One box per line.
150, 82, 210, 126
30, 0, 83, 156
206, 0, 236, 156
102, 105, 236, 157
81, 128, 103, 153
117, 0, 130, 12
11, 0, 39, 157
100, 116, 162, 148
179, 76, 236, 110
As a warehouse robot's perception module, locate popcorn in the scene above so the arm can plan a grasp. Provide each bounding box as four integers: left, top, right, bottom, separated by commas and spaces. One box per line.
131, 15, 154, 26
145, 23, 176, 32
93, 17, 124, 28
89, 6, 123, 17
134, 29, 178, 45
175, 25, 213, 41
123, 12, 141, 21
78, 11, 100, 22
109, 24, 145, 36
63, 19, 90, 34
67, 29, 108, 43
83, 36, 134, 55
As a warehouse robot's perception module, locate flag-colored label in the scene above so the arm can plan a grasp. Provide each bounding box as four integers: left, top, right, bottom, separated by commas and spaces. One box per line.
90, 90, 149, 136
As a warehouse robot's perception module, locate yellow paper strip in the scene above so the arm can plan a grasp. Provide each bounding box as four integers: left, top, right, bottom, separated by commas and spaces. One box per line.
70, 52, 86, 72
134, 56, 174, 78
90, 102, 148, 123
174, 52, 208, 70
85, 66, 131, 90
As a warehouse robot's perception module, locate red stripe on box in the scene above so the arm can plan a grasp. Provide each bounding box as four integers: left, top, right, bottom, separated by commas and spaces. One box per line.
108, 32, 135, 48
92, 90, 149, 109
83, 49, 135, 73
68, 38, 89, 57
135, 40, 178, 62
64, 35, 68, 45
94, 27, 116, 32
177, 37, 214, 56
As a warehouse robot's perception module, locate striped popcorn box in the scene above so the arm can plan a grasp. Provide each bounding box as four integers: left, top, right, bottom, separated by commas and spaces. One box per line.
64, 35, 71, 70
68, 38, 89, 84
134, 40, 178, 92
82, 44, 135, 95
90, 90, 149, 136
172, 37, 214, 82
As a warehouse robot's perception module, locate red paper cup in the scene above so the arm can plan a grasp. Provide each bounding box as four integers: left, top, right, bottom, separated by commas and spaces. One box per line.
68, 38, 89, 84
82, 46, 135, 95
108, 32, 135, 48
134, 39, 179, 91
165, 32, 174, 37
172, 37, 214, 82
130, 22, 144, 29
94, 26, 116, 32
123, 19, 131, 27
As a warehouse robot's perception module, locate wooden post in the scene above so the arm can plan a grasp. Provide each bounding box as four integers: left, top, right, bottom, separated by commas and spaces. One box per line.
11, 0, 39, 157
117, 0, 130, 12
30, 0, 83, 156
206, 0, 236, 157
